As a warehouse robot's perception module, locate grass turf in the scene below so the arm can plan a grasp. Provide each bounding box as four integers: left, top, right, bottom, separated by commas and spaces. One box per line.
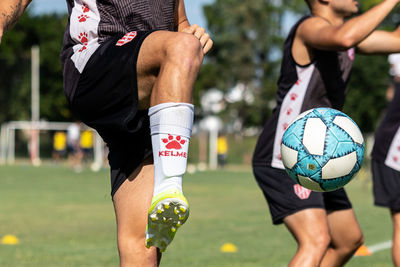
0, 164, 393, 266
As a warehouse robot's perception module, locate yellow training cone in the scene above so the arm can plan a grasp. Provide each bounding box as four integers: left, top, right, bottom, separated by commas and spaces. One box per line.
221, 243, 238, 253
1, 235, 19, 245
355, 245, 372, 256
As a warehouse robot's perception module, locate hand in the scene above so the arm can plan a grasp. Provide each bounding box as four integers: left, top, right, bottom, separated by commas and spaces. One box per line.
181, 24, 213, 54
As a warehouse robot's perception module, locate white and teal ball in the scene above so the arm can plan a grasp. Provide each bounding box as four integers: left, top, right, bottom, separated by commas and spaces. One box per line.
281, 108, 365, 192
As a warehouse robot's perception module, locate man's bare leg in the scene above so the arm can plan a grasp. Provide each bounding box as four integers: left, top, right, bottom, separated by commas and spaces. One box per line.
137, 30, 204, 106
135, 31, 203, 251
321, 209, 364, 267
113, 157, 161, 267
284, 208, 331, 267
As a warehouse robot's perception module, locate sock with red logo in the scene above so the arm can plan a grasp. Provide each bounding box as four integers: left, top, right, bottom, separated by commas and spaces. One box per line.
149, 102, 194, 196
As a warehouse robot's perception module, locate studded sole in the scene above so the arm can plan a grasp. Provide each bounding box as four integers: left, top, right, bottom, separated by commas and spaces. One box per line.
145, 197, 189, 252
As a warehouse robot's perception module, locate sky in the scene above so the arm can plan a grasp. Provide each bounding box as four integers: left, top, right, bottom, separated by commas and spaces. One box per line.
29, 0, 214, 27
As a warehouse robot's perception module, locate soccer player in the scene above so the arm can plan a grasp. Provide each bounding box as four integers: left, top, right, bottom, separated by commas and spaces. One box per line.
52, 131, 67, 163
1, 0, 213, 266
371, 74, 400, 266
252, 0, 400, 266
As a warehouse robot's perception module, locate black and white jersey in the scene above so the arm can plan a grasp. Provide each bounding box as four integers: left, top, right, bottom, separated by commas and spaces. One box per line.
61, 0, 176, 101
252, 16, 355, 169
371, 84, 400, 171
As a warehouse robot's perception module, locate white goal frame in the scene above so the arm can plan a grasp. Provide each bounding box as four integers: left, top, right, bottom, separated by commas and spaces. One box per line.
0, 121, 104, 168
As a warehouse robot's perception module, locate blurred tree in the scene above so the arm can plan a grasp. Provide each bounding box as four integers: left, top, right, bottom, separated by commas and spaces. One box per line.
0, 12, 69, 124
201, 0, 400, 134
344, 55, 389, 133
200, 0, 305, 131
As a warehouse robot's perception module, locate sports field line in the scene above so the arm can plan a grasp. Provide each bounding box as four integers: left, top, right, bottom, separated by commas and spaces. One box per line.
368, 240, 392, 253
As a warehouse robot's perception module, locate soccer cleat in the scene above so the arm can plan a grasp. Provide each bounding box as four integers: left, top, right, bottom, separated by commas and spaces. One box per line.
145, 190, 189, 252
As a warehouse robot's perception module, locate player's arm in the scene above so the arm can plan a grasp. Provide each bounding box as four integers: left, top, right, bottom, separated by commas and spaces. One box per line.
175, 0, 190, 32
0, 0, 32, 44
356, 28, 400, 54
175, 0, 213, 54
298, 0, 400, 51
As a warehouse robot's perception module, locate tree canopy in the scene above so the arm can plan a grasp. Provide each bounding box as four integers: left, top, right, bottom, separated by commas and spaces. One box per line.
199, 0, 400, 133
1, 2, 399, 134
0, 12, 69, 124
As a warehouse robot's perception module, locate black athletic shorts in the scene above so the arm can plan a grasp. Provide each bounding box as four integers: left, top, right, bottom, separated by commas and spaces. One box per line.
372, 160, 400, 211
253, 165, 352, 225
69, 31, 155, 197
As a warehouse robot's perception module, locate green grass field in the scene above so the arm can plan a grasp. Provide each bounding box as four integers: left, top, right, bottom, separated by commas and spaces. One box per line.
0, 164, 393, 266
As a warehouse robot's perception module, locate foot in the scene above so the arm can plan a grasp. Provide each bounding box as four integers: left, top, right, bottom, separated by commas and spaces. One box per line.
145, 190, 189, 252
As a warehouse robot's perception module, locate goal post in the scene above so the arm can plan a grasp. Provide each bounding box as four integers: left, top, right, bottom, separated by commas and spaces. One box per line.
0, 121, 104, 169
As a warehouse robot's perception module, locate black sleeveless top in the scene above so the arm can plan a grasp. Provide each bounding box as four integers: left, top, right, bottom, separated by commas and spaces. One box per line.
253, 16, 355, 169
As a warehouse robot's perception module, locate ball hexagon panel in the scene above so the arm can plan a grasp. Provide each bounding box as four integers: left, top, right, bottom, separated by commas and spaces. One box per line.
303, 118, 327, 156
298, 175, 324, 192
321, 151, 357, 179
281, 143, 298, 169
333, 116, 364, 145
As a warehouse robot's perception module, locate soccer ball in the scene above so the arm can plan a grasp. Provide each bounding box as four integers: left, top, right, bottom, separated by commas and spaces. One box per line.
281, 108, 365, 192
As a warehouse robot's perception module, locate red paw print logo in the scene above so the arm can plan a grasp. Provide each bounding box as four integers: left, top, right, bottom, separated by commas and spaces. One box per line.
295, 79, 301, 85
394, 156, 398, 162
397, 146, 400, 151
286, 108, 293, 115
290, 93, 298, 101
162, 135, 186, 150
78, 32, 88, 45
78, 32, 88, 52
78, 14, 89, 22
82, 3, 90, 13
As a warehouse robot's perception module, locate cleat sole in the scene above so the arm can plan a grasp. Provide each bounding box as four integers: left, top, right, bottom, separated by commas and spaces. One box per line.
145, 193, 189, 252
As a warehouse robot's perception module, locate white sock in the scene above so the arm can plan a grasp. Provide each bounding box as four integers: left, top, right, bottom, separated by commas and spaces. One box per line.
149, 102, 194, 196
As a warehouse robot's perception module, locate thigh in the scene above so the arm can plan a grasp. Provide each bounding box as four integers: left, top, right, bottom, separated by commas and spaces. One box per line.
253, 165, 325, 224
136, 30, 198, 107
136, 30, 193, 80
326, 209, 362, 247
284, 208, 329, 243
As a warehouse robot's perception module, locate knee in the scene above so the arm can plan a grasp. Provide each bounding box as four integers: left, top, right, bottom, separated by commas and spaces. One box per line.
313, 233, 331, 251
165, 33, 204, 70
341, 233, 364, 256
301, 233, 331, 254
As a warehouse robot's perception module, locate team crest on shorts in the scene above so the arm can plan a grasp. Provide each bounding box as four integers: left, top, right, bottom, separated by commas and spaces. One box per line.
293, 184, 311, 200
116, 31, 137, 46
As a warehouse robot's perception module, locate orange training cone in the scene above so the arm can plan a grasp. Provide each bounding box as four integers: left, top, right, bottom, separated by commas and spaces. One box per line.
355, 245, 372, 256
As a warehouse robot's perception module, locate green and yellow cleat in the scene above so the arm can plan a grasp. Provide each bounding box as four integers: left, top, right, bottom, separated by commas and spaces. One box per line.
145, 190, 189, 252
